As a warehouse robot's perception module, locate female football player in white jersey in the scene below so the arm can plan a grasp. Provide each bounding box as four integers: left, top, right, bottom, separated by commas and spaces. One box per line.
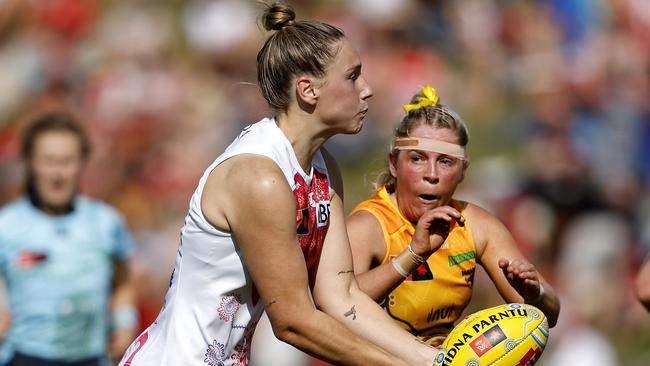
119, 2, 440, 366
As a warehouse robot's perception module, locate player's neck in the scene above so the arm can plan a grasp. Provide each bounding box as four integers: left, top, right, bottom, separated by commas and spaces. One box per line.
276, 114, 327, 173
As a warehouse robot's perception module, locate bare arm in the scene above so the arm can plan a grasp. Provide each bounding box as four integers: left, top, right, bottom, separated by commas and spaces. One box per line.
202, 155, 410, 366
636, 255, 650, 312
470, 204, 560, 327
313, 151, 438, 366
349, 204, 463, 302
347, 211, 404, 301
110, 259, 138, 358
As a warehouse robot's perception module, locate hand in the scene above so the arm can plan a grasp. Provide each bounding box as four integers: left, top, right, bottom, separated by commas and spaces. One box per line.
109, 327, 137, 360
411, 206, 464, 257
498, 258, 542, 303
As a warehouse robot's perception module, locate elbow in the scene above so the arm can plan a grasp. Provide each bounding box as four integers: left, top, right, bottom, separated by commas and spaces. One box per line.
267, 306, 314, 346
270, 318, 296, 344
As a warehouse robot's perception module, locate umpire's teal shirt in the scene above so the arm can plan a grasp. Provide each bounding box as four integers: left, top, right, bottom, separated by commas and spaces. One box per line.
0, 196, 134, 362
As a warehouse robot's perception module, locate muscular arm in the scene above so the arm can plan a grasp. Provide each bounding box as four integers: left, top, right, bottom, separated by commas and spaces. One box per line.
348, 201, 463, 303
202, 155, 410, 366
347, 211, 408, 301
636, 255, 650, 312
470, 204, 560, 327
312, 151, 438, 366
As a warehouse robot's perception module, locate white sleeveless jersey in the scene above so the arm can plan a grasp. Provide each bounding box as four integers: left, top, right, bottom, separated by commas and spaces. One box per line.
119, 118, 332, 366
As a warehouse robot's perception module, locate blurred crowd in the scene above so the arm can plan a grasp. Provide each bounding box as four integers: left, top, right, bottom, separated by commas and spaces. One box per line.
0, 0, 649, 365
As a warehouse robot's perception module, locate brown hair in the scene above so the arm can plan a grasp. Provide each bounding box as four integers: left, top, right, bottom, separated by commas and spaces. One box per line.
257, 2, 345, 112
376, 90, 470, 190
21, 111, 90, 160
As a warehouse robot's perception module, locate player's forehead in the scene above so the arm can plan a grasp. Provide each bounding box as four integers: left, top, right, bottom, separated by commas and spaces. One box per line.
409, 125, 460, 144
327, 39, 361, 74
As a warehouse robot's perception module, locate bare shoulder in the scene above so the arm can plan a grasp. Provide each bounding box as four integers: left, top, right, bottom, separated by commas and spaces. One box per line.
464, 202, 498, 223
464, 202, 508, 252
202, 154, 293, 231
347, 209, 382, 234
347, 209, 386, 265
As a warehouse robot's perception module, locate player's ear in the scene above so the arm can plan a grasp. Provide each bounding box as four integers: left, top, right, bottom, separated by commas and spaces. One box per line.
388, 151, 398, 178
458, 158, 470, 183
296, 76, 318, 106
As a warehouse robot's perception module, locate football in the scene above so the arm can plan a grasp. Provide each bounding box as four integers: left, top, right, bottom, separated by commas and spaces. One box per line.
432, 303, 549, 366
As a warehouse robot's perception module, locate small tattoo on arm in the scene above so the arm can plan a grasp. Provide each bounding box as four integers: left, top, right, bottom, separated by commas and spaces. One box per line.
337, 269, 354, 275
344, 305, 357, 320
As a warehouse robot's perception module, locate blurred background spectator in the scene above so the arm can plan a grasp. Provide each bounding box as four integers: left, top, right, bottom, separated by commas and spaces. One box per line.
0, 0, 648, 365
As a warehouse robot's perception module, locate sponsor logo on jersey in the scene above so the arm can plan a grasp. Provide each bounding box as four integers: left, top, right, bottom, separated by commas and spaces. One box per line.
316, 201, 330, 228
427, 305, 456, 323
448, 251, 476, 267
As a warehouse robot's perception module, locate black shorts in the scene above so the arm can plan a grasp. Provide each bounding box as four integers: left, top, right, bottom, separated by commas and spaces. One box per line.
7, 353, 108, 366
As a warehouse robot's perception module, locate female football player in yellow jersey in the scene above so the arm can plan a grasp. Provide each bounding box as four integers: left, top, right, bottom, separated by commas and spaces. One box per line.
347, 85, 560, 346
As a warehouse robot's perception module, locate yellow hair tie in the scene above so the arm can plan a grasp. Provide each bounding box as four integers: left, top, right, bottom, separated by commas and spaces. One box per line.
402, 85, 439, 113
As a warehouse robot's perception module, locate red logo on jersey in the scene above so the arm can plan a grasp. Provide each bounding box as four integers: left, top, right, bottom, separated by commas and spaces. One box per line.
292, 170, 330, 283
17, 251, 48, 269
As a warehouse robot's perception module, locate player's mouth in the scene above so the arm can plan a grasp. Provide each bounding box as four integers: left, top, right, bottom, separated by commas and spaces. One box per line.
359, 108, 368, 118
418, 193, 439, 204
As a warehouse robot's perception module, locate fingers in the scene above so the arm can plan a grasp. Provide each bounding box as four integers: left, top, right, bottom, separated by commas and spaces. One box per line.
499, 258, 539, 281
417, 206, 464, 228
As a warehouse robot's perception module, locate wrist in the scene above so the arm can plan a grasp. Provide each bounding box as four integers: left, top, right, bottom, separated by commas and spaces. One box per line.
112, 306, 138, 331
390, 246, 424, 279
407, 243, 428, 264
390, 258, 410, 278
528, 283, 545, 304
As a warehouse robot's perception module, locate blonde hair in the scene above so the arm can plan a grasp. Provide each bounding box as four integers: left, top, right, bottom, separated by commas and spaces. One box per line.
376, 90, 470, 190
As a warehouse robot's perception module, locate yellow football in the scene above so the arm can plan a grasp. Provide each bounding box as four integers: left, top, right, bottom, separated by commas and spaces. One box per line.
432, 303, 549, 366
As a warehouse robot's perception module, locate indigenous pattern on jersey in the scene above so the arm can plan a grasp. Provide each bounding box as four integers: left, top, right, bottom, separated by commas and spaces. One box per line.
119, 118, 331, 366
0, 197, 133, 363
351, 186, 476, 346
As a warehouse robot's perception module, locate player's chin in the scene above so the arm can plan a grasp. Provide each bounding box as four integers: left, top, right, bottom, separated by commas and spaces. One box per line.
347, 115, 366, 134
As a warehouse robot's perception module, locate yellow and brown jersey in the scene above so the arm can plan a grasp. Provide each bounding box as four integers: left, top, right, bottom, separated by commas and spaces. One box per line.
351, 186, 477, 346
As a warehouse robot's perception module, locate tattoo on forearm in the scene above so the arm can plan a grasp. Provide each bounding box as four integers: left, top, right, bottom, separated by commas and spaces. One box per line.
337, 269, 354, 275
344, 305, 357, 320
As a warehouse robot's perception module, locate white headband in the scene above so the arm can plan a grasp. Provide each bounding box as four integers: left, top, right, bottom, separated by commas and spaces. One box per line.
393, 137, 467, 160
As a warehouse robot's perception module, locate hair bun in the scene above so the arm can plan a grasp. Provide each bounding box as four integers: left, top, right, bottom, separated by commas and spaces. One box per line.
262, 2, 296, 31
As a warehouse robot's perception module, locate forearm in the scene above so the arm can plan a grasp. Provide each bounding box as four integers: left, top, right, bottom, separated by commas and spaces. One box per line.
271, 304, 406, 366
111, 260, 138, 333
357, 246, 424, 302
527, 282, 560, 328
319, 285, 437, 366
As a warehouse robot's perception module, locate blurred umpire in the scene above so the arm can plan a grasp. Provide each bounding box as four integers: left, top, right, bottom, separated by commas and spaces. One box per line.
0, 112, 137, 366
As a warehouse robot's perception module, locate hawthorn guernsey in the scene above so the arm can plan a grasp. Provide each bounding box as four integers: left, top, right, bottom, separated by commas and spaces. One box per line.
433, 304, 549, 366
